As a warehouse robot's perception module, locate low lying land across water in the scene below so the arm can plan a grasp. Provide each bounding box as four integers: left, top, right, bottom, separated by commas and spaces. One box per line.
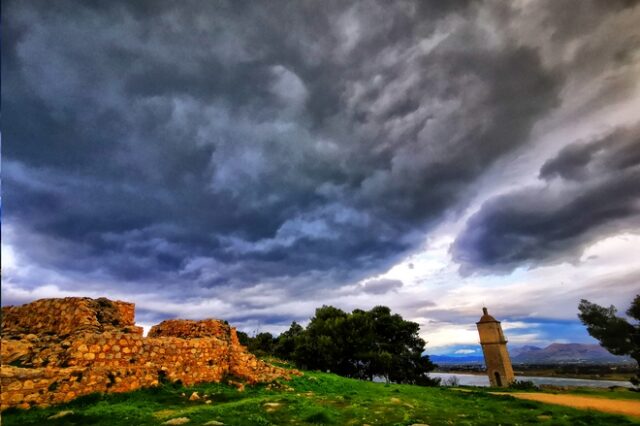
2, 370, 639, 426
435, 363, 638, 382
430, 372, 634, 388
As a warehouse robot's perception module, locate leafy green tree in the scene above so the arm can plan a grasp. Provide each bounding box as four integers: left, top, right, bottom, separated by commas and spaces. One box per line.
274, 321, 304, 359
236, 331, 277, 357
366, 306, 437, 385
289, 305, 438, 385
578, 295, 640, 386
250, 332, 276, 357
294, 306, 349, 372
236, 330, 250, 347
345, 308, 376, 380
236, 305, 438, 385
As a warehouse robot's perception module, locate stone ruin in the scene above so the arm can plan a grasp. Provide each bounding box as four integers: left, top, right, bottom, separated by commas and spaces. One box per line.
0, 297, 299, 410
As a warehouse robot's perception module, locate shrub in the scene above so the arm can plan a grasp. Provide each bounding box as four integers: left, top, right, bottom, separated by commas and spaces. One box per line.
444, 376, 460, 387
509, 380, 538, 390
304, 410, 332, 424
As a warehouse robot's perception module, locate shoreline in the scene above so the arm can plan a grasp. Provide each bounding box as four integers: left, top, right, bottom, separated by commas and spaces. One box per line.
434, 369, 634, 382
431, 371, 634, 388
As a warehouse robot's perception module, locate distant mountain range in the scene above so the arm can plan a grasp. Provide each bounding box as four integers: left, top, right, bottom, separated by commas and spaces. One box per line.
431, 343, 632, 365
511, 343, 632, 364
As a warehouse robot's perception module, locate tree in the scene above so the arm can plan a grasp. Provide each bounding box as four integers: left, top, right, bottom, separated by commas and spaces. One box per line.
235, 305, 439, 386
274, 321, 304, 359
236, 330, 250, 347
578, 295, 640, 387
236, 331, 277, 357
250, 332, 276, 357
365, 306, 437, 385
289, 305, 438, 385
293, 306, 349, 373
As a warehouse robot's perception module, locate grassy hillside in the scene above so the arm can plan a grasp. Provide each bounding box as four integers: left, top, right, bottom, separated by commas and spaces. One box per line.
2, 369, 638, 426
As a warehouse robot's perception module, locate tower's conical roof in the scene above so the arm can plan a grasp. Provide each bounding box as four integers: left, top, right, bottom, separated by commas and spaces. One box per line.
477, 307, 499, 323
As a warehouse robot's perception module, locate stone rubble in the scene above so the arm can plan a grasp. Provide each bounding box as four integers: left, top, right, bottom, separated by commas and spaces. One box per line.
1, 297, 300, 410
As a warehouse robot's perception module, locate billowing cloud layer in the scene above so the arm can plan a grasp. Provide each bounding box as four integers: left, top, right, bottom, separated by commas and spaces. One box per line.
3, 1, 640, 348
453, 125, 640, 273
3, 1, 562, 293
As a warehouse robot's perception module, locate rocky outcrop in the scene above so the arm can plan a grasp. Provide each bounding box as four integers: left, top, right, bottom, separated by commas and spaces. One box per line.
0, 297, 299, 410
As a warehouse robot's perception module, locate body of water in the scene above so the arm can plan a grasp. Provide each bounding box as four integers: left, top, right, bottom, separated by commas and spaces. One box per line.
430, 372, 633, 388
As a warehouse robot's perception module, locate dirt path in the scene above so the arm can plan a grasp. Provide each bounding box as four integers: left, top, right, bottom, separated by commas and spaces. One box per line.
491, 392, 640, 418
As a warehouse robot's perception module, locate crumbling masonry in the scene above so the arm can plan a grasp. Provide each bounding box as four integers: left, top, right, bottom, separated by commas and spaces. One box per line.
0, 297, 298, 410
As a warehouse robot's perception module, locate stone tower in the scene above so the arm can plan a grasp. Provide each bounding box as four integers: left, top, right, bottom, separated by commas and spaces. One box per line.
476, 307, 515, 387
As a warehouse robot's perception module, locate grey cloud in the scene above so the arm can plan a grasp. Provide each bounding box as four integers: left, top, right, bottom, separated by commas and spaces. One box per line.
540, 128, 640, 180
1, 0, 633, 310
453, 125, 640, 273
361, 279, 404, 295
525, 0, 640, 115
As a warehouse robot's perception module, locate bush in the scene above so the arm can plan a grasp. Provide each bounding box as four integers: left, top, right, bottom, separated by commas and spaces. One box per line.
509, 380, 538, 390
444, 376, 459, 387
304, 410, 332, 424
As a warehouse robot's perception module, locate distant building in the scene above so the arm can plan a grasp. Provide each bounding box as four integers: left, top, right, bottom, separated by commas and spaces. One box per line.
476, 307, 515, 387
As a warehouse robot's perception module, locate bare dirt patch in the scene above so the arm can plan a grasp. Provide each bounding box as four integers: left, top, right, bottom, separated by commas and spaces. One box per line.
492, 392, 640, 418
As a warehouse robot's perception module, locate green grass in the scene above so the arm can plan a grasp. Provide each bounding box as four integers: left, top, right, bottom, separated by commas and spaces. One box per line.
2, 371, 639, 425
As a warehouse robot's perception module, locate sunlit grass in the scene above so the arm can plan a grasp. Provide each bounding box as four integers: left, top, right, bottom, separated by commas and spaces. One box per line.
2, 370, 638, 425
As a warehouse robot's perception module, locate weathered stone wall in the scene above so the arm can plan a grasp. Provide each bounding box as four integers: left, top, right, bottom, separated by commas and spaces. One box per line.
1, 297, 139, 338
1, 297, 298, 410
1, 365, 159, 409
148, 319, 232, 338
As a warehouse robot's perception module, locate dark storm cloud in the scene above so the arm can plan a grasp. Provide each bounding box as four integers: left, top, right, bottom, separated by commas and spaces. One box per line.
5, 0, 631, 306
540, 128, 640, 180
453, 125, 640, 273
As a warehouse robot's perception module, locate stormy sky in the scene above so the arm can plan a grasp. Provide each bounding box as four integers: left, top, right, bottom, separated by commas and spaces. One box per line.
2, 0, 640, 355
